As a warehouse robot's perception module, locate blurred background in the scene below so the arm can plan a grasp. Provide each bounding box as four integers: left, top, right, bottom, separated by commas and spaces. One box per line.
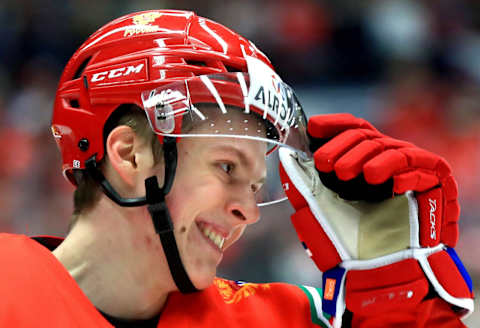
0, 0, 478, 324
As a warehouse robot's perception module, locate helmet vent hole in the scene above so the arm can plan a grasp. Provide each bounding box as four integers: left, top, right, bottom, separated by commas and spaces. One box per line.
224, 65, 240, 73
78, 138, 89, 152
69, 99, 80, 108
73, 56, 92, 80
185, 59, 207, 67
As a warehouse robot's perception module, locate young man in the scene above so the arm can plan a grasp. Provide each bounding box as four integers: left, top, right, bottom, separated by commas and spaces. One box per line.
0, 9, 473, 327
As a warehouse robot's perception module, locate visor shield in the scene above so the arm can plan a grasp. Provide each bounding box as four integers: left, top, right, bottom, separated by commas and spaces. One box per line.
141, 61, 310, 206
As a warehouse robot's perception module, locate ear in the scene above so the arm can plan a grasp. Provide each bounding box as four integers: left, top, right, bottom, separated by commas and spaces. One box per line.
105, 125, 155, 189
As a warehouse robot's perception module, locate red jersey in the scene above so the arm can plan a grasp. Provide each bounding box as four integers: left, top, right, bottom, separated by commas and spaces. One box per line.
0, 233, 466, 327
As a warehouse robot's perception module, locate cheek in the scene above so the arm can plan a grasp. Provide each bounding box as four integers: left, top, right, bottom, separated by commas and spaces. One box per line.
165, 192, 192, 238
165, 175, 227, 230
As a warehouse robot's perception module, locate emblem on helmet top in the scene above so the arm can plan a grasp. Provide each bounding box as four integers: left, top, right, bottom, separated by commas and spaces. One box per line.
132, 12, 162, 25
124, 12, 162, 37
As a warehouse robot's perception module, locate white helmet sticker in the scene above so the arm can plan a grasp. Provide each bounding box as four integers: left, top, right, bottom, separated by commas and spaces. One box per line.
246, 56, 296, 132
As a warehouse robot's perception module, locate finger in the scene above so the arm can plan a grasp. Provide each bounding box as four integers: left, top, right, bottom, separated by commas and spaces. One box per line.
442, 175, 458, 202
442, 175, 460, 225
334, 138, 415, 181
445, 199, 460, 224
394, 148, 450, 192
363, 149, 409, 184
442, 222, 459, 247
308, 113, 377, 139
441, 176, 460, 247
314, 128, 380, 172
364, 148, 445, 186
393, 170, 440, 193
400, 148, 451, 176
334, 139, 384, 181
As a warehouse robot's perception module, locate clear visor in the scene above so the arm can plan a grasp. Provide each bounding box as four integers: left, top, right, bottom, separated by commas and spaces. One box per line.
141, 72, 310, 206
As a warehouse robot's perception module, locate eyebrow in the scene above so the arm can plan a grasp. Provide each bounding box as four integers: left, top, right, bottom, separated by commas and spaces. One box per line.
210, 144, 267, 184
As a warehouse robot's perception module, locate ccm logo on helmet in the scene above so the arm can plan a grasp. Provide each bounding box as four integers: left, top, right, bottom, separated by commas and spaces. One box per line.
91, 64, 144, 82
87, 59, 148, 85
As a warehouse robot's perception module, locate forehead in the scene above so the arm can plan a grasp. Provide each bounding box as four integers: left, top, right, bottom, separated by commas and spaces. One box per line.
181, 104, 268, 138
179, 134, 267, 162
181, 107, 268, 162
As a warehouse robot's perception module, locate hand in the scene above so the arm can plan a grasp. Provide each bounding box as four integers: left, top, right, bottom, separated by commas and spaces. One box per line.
307, 113, 459, 247
279, 113, 473, 327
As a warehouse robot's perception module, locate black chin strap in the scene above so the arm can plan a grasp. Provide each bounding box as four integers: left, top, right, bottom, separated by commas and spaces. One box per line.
85, 136, 198, 293
145, 137, 198, 293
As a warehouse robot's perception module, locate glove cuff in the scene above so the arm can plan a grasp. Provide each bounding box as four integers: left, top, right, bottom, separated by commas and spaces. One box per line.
345, 259, 429, 315
417, 247, 474, 317
323, 247, 474, 326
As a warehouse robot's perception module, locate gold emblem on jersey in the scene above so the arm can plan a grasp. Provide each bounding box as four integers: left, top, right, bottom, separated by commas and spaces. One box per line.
124, 12, 162, 37
214, 278, 270, 304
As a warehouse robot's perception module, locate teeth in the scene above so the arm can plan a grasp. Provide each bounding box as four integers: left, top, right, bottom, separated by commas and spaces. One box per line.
204, 227, 211, 237
199, 224, 225, 249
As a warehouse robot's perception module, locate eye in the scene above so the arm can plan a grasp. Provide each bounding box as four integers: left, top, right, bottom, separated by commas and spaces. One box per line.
219, 162, 234, 175
251, 183, 263, 194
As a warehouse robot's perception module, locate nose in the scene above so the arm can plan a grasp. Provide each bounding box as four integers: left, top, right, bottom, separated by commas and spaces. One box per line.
226, 185, 260, 225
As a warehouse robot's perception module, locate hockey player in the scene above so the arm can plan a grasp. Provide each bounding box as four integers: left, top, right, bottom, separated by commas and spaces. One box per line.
0, 10, 473, 327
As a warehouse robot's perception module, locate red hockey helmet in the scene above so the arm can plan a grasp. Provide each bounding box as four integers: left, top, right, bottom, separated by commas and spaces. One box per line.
52, 9, 309, 205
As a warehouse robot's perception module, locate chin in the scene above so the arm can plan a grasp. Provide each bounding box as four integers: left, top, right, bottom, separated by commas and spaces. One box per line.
190, 268, 217, 290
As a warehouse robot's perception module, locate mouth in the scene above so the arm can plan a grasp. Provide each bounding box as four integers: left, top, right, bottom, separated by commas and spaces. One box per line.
196, 221, 226, 251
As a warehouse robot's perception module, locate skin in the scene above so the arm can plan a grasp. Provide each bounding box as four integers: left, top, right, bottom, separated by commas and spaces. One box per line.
52, 114, 267, 320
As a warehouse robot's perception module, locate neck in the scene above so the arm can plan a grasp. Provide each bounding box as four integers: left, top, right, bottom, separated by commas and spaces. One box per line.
53, 197, 175, 320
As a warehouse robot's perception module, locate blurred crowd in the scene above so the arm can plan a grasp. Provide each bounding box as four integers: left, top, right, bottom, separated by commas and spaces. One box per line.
0, 0, 479, 323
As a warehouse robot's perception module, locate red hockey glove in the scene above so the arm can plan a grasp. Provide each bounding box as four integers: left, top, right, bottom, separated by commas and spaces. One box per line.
279, 113, 474, 328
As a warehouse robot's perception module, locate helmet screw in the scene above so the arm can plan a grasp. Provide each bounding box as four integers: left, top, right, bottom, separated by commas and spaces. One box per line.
78, 138, 89, 152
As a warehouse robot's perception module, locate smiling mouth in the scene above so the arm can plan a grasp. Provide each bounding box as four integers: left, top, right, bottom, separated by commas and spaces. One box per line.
197, 222, 225, 250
